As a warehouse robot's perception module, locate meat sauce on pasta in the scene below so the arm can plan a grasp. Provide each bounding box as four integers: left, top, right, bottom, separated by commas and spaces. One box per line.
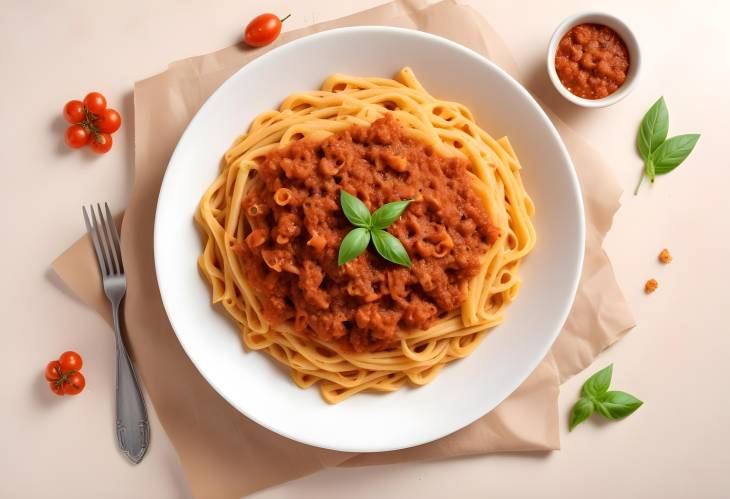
235, 114, 497, 352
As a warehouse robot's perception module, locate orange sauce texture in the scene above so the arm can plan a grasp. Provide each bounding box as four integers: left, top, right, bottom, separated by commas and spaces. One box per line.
555, 23, 630, 99
235, 115, 497, 352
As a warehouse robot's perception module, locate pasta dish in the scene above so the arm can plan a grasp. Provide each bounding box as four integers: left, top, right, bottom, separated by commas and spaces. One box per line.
196, 67, 535, 403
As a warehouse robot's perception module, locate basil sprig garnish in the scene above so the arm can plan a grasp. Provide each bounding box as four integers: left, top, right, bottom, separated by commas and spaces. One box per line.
635, 97, 700, 194
338, 190, 412, 267
569, 364, 643, 431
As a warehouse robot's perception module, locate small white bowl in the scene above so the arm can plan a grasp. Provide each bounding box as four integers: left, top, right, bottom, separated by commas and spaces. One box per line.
547, 12, 641, 108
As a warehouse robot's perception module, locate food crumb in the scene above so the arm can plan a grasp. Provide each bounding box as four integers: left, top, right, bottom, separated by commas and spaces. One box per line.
644, 278, 658, 294
658, 248, 672, 264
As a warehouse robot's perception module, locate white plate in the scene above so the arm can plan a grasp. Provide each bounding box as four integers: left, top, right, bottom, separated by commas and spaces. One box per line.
154, 26, 584, 453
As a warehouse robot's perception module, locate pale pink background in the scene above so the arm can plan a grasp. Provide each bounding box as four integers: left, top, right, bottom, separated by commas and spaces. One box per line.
1, 1, 728, 498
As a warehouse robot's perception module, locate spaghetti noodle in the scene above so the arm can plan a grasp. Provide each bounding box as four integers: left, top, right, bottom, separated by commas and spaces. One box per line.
196, 68, 536, 403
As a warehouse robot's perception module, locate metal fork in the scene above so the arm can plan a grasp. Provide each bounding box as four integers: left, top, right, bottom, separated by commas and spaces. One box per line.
83, 203, 150, 464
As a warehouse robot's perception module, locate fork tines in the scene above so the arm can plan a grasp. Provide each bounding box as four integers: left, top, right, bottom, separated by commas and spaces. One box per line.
83, 203, 124, 277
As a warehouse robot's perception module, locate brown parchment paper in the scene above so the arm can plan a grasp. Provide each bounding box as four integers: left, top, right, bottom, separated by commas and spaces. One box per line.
52, 1, 635, 497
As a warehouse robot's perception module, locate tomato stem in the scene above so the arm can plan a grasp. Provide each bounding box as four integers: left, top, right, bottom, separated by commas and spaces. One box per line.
82, 107, 102, 135
53, 369, 77, 386
280, 14, 291, 23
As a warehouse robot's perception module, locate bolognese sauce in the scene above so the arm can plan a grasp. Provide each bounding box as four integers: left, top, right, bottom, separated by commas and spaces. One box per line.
555, 23, 630, 99
235, 114, 497, 352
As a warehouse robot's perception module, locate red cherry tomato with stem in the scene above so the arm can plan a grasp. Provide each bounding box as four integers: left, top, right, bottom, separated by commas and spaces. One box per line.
65, 125, 91, 148
89, 132, 113, 154
83, 92, 107, 115
63, 100, 85, 123
59, 351, 83, 372
62, 372, 86, 395
244, 13, 290, 47
45, 351, 87, 396
45, 361, 62, 381
62, 92, 122, 152
94, 108, 122, 133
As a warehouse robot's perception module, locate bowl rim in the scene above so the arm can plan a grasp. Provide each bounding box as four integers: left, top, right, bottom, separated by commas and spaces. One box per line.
546, 11, 641, 108
154, 25, 586, 452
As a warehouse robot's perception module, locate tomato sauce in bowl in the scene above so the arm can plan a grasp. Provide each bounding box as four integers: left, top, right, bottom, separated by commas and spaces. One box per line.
554, 23, 630, 100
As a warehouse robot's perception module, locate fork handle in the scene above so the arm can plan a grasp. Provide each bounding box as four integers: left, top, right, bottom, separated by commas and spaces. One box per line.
112, 303, 150, 464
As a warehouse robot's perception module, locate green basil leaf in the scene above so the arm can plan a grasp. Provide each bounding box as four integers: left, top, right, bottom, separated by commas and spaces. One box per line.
645, 158, 655, 183
338, 228, 370, 266
569, 397, 594, 432
652, 134, 700, 175
637, 97, 669, 160
594, 391, 643, 420
340, 190, 372, 228
371, 200, 412, 229
581, 364, 612, 399
371, 229, 411, 267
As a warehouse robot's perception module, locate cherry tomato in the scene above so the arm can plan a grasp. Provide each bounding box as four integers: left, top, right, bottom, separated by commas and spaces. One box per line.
89, 132, 113, 154
49, 381, 65, 396
59, 351, 83, 372
45, 361, 62, 381
63, 100, 85, 123
83, 92, 107, 115
244, 13, 290, 47
62, 372, 86, 395
65, 125, 90, 148
94, 108, 122, 133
